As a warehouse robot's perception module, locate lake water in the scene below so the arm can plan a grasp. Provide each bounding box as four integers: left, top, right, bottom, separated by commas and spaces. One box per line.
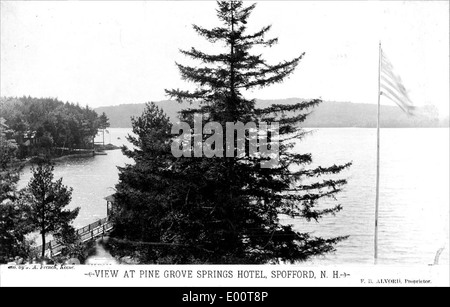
18, 128, 449, 265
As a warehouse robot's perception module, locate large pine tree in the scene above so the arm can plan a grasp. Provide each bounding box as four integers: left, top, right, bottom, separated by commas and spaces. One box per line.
111, 1, 351, 264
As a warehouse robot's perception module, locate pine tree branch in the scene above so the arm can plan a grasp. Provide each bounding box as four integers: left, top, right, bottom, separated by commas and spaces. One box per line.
176, 63, 229, 88
180, 47, 229, 64
255, 99, 321, 115
299, 163, 353, 177
241, 53, 304, 79
240, 25, 272, 41
165, 88, 210, 103
192, 25, 229, 43
290, 179, 348, 191
237, 54, 304, 89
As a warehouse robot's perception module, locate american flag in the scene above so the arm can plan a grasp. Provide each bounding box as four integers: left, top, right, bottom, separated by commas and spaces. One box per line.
380, 50, 416, 115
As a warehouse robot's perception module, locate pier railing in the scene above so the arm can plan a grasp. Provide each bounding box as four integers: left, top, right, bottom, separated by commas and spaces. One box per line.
33, 217, 114, 257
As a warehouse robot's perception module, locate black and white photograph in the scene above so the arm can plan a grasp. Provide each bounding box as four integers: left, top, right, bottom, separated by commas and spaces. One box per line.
0, 0, 449, 289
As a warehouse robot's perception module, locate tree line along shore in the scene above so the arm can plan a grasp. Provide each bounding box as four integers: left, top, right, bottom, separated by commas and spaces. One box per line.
0, 96, 113, 162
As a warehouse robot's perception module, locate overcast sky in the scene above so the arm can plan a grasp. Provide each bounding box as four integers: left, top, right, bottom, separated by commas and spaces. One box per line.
1, 1, 449, 117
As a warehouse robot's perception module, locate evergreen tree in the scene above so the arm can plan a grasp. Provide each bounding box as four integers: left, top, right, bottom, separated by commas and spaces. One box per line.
23, 161, 79, 258
98, 112, 110, 130
0, 202, 33, 262
98, 112, 110, 146
0, 118, 31, 262
110, 103, 192, 263
53, 223, 86, 262
0, 117, 20, 204
112, 1, 351, 264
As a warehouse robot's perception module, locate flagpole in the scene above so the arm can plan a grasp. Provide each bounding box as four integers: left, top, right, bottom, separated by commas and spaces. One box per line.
374, 41, 382, 264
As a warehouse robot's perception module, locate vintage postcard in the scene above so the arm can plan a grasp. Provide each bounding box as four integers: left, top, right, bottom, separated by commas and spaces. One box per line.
1, 0, 448, 292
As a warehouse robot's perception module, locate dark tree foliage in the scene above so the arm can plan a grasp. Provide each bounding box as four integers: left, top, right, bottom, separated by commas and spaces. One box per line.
0, 96, 108, 158
0, 118, 20, 204
22, 161, 79, 258
98, 112, 110, 130
0, 202, 33, 262
0, 118, 32, 262
97, 112, 110, 146
111, 1, 350, 264
53, 223, 88, 262
110, 103, 191, 263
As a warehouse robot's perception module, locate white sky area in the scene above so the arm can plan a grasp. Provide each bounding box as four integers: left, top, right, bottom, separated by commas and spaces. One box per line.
1, 1, 449, 117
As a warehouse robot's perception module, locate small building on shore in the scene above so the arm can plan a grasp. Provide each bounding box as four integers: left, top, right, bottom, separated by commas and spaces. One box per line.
104, 194, 115, 217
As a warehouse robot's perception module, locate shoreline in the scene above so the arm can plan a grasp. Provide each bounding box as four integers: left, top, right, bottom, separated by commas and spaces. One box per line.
13, 144, 121, 168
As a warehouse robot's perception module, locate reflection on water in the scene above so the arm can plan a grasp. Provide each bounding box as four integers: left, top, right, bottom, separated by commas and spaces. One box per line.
18, 128, 449, 265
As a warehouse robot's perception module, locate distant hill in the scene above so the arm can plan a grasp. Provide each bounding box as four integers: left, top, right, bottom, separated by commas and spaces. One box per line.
95, 100, 181, 128
95, 98, 448, 128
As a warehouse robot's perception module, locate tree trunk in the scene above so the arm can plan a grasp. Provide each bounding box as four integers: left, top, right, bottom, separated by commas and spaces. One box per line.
229, 6, 236, 120
41, 231, 46, 259
41, 199, 46, 258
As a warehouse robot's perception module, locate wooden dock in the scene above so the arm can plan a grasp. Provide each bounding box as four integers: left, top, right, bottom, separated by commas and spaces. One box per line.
34, 217, 114, 258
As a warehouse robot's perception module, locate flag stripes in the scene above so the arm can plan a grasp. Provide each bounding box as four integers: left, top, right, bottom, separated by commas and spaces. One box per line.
380, 50, 415, 114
